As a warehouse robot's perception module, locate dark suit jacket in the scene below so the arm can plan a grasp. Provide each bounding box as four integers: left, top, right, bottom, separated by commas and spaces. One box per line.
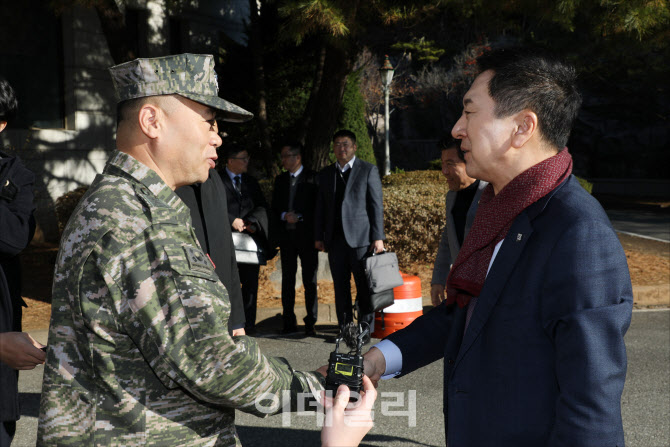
387, 176, 632, 446
175, 169, 245, 331
221, 170, 271, 252
314, 158, 385, 249
431, 180, 488, 285
0, 153, 36, 421
270, 168, 318, 245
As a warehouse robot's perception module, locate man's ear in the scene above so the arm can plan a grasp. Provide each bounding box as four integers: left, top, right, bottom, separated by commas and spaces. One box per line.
0, 121, 7, 133
138, 104, 161, 139
511, 110, 538, 148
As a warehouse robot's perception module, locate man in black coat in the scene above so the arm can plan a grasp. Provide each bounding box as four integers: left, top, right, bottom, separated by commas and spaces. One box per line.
175, 168, 246, 336
271, 142, 319, 335
221, 146, 270, 333
0, 76, 45, 446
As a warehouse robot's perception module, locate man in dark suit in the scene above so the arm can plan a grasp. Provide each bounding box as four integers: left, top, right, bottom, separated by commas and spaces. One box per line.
363, 48, 632, 446
430, 137, 488, 307
315, 129, 385, 334
0, 77, 45, 446
176, 168, 246, 336
271, 142, 319, 335
221, 146, 270, 333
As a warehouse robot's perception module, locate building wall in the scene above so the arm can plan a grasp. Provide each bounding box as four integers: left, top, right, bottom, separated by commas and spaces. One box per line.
1, 5, 115, 242
0, 1, 249, 243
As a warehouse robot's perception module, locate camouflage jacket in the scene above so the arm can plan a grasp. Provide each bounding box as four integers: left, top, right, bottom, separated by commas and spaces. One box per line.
38, 152, 324, 446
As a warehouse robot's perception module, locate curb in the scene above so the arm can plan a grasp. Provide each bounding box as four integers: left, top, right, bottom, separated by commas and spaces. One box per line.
632, 284, 670, 308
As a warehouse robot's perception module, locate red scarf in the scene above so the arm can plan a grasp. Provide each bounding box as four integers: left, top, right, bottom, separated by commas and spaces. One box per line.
445, 149, 573, 308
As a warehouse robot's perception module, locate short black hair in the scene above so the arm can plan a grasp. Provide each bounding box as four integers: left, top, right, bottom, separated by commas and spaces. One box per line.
280, 141, 303, 157
116, 98, 143, 125
0, 77, 18, 125
476, 47, 582, 150
222, 144, 248, 161
333, 129, 356, 144
438, 136, 464, 161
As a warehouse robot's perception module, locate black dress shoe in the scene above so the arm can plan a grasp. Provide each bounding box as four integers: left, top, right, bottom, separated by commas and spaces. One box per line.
304, 326, 316, 337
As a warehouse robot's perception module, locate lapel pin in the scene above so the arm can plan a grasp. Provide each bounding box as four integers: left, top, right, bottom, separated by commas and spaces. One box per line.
516, 233, 523, 242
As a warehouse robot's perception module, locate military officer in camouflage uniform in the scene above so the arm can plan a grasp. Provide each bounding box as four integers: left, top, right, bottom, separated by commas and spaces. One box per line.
37, 54, 324, 446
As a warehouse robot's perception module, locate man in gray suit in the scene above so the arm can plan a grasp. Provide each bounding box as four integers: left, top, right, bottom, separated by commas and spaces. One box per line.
430, 137, 488, 306
315, 129, 385, 333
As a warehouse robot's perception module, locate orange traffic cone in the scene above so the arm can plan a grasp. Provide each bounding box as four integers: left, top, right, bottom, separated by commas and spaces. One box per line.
372, 272, 423, 339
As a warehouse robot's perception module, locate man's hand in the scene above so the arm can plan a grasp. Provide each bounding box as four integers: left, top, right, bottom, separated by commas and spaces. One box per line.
232, 218, 245, 232
315, 240, 325, 252
430, 284, 446, 307
0, 332, 46, 370
232, 328, 246, 336
362, 347, 386, 386
370, 240, 384, 254
285, 211, 300, 224
316, 364, 328, 377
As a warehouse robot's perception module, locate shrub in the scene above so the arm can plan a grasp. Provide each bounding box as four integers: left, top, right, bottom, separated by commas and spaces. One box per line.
54, 186, 89, 236
427, 158, 442, 170
382, 170, 447, 266
576, 176, 593, 194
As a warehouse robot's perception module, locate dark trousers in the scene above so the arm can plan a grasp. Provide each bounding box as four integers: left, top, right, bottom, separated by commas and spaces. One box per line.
0, 421, 15, 447
280, 231, 318, 328
327, 236, 374, 332
238, 263, 260, 330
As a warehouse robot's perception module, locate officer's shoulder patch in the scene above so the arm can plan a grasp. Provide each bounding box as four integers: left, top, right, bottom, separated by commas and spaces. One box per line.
183, 245, 212, 275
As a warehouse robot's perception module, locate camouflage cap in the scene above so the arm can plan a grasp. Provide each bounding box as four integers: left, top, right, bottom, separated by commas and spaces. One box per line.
109, 53, 253, 123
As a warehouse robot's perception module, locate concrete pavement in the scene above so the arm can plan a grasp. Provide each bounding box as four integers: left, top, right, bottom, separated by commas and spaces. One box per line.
14, 309, 670, 446
606, 209, 670, 243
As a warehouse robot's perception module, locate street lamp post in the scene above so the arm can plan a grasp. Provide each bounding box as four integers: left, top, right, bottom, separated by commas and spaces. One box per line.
379, 55, 394, 176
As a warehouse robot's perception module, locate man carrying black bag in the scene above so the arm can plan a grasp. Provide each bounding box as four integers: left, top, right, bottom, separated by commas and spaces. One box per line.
315, 130, 385, 338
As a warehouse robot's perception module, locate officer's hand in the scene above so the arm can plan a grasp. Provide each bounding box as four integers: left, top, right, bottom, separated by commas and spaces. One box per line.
362, 347, 386, 387
430, 284, 446, 307
0, 332, 46, 370
232, 218, 245, 232
232, 328, 246, 336
315, 241, 325, 252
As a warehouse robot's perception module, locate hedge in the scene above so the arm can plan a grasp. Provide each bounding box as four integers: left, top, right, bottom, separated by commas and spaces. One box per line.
381, 170, 447, 266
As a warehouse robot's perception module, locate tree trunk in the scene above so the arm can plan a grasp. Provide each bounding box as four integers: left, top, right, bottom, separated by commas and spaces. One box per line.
303, 43, 353, 170
94, 0, 136, 64
247, 0, 276, 177
297, 43, 326, 145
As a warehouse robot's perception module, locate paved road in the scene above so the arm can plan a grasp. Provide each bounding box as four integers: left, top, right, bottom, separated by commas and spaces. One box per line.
606, 209, 670, 243
15, 310, 670, 446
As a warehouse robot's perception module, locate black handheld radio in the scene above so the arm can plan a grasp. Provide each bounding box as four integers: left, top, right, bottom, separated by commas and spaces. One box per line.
325, 322, 369, 401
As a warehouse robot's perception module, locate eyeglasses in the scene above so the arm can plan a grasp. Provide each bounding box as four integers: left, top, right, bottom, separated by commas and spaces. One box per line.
230, 156, 250, 162
333, 142, 353, 148
280, 154, 298, 159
